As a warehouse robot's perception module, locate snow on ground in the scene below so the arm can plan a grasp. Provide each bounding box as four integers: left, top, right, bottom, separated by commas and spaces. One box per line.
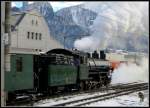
33, 90, 113, 106
33, 90, 149, 107
84, 90, 149, 107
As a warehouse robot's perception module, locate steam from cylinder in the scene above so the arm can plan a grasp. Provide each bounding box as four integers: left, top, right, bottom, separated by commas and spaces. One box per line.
111, 57, 148, 84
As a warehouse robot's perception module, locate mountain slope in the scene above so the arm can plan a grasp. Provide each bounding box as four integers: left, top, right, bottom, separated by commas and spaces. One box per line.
12, 2, 148, 53
74, 2, 149, 53
56, 5, 97, 28
22, 2, 94, 48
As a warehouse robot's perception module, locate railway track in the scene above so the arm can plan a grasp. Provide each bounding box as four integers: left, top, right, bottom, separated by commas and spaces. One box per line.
7, 82, 148, 106
52, 82, 148, 106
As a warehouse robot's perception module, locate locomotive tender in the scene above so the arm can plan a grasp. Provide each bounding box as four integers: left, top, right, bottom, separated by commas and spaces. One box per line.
5, 48, 112, 101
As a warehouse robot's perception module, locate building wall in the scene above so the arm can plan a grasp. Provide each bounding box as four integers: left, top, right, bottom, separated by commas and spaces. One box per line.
106, 52, 145, 65
10, 10, 63, 54
106, 53, 125, 61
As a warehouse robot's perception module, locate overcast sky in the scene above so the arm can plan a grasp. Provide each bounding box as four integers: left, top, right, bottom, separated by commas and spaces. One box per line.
11, 2, 83, 12
50, 2, 83, 11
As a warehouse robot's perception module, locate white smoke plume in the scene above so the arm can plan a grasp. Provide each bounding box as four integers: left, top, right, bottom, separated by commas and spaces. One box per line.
111, 57, 149, 84
74, 2, 149, 51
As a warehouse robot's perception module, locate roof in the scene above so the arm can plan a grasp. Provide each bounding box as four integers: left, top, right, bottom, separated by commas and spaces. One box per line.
11, 12, 26, 31
11, 9, 42, 31
46, 48, 87, 57
47, 48, 74, 56
72, 49, 87, 57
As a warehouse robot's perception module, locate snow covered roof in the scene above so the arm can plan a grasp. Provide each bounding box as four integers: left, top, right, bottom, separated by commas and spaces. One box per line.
11, 9, 42, 31
11, 12, 26, 31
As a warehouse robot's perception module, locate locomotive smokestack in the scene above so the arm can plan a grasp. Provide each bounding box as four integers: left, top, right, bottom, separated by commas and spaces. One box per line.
92, 50, 99, 59
87, 52, 91, 58
100, 50, 106, 60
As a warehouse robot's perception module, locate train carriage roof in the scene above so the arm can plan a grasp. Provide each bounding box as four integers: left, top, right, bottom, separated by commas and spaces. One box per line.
47, 48, 75, 56
46, 48, 87, 57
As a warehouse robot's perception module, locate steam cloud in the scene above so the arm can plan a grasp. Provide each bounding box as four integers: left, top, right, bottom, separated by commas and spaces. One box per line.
74, 2, 149, 52
111, 57, 148, 84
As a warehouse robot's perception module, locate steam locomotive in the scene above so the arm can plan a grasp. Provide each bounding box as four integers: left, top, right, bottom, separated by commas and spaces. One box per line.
5, 48, 112, 101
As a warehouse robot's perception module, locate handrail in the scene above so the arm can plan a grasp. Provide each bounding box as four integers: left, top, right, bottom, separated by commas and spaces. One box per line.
89, 62, 91, 69
92, 58, 96, 67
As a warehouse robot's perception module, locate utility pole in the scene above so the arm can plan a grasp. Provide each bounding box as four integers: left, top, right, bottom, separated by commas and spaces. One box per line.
1, 1, 5, 106
1, 1, 11, 106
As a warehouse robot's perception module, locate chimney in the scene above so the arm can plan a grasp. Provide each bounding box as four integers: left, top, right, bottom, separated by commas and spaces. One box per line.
92, 50, 99, 59
87, 52, 91, 58
100, 50, 106, 60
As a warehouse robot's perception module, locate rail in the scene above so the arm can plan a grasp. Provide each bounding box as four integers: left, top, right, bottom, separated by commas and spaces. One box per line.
52, 83, 148, 106
7, 82, 148, 106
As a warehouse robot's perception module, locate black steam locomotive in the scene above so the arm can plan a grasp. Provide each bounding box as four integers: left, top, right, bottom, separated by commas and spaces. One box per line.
5, 48, 112, 101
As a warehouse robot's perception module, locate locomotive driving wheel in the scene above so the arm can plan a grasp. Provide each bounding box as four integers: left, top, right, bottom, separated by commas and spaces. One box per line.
96, 82, 101, 89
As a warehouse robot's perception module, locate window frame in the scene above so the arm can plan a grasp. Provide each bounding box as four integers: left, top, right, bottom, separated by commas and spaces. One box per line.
32, 20, 34, 25
32, 32, 34, 39
16, 57, 23, 72
35, 33, 38, 40
27, 32, 30, 39
36, 20, 38, 25
39, 33, 42, 40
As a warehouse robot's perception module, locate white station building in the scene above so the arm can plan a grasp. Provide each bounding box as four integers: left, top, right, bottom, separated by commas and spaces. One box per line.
10, 9, 63, 54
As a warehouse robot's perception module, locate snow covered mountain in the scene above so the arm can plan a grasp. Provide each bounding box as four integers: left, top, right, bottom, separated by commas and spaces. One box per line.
56, 5, 97, 28
11, 6, 21, 12
19, 2, 93, 48
12, 2, 149, 53
74, 2, 149, 53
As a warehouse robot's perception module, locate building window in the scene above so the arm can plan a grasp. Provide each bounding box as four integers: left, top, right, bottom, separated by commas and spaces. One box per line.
27, 32, 30, 39
39, 33, 42, 40
32, 20, 34, 25
36, 20, 38, 25
32, 32, 34, 39
35, 33, 38, 40
16, 57, 23, 72
11, 25, 15, 31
